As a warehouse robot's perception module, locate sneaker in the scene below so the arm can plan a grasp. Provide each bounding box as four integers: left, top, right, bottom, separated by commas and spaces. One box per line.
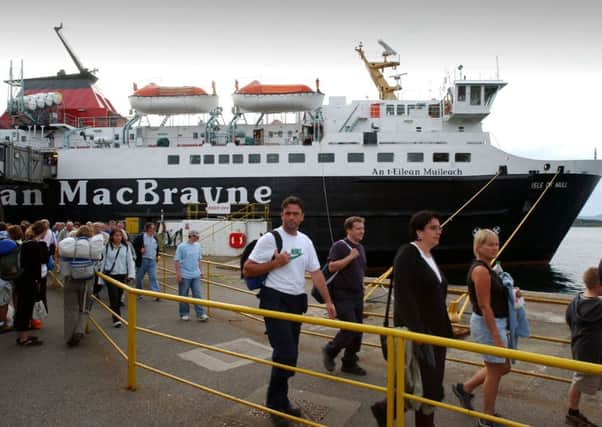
566, 411, 599, 427
452, 383, 475, 410
341, 364, 367, 376
180, 315, 190, 321
113, 320, 122, 328
282, 403, 302, 417
477, 415, 506, 427
322, 347, 335, 372
198, 314, 209, 322
269, 414, 291, 427
370, 401, 387, 427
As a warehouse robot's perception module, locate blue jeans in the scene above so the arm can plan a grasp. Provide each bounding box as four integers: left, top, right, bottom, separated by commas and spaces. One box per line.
178, 277, 205, 317
135, 258, 160, 292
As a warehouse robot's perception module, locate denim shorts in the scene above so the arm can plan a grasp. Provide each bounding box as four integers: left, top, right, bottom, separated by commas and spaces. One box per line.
470, 313, 508, 363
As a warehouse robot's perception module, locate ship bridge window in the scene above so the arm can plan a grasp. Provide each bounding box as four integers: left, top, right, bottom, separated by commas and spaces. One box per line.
219, 154, 230, 164
433, 153, 449, 162
267, 153, 279, 163
396, 104, 405, 115
484, 86, 498, 106
377, 153, 394, 162
407, 104, 416, 114
407, 152, 424, 163
190, 155, 201, 164
248, 154, 261, 164
386, 104, 395, 116
457, 85, 466, 102
348, 153, 364, 163
233, 154, 243, 164
470, 86, 482, 105
167, 155, 180, 165
455, 153, 471, 162
318, 153, 335, 163
203, 154, 215, 164
416, 103, 425, 110
288, 153, 305, 163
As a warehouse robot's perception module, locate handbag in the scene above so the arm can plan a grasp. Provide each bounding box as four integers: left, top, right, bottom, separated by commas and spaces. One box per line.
102, 246, 121, 275
380, 277, 393, 360
32, 300, 48, 320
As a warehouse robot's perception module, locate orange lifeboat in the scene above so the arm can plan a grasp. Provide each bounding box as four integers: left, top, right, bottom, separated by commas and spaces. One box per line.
232, 80, 324, 113
128, 83, 219, 115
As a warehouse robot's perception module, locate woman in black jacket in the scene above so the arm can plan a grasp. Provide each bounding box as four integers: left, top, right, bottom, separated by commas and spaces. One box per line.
372, 211, 453, 427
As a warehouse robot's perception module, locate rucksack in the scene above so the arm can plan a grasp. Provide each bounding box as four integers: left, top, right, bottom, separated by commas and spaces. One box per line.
311, 239, 352, 303
240, 230, 283, 290
0, 239, 23, 281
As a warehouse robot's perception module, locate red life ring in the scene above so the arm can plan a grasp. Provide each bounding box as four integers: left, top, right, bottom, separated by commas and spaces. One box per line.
229, 232, 246, 249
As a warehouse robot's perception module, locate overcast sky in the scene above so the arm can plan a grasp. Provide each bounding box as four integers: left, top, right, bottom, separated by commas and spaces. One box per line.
2, 0, 601, 214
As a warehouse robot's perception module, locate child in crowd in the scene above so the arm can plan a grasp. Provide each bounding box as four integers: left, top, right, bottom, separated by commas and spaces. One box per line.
565, 267, 602, 427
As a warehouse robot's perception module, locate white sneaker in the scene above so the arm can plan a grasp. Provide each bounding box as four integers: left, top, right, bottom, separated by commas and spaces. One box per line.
180, 315, 190, 321
198, 314, 209, 322
113, 320, 122, 328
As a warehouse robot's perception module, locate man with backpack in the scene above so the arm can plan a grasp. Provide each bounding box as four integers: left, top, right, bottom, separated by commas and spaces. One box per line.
321, 216, 367, 376
243, 196, 336, 427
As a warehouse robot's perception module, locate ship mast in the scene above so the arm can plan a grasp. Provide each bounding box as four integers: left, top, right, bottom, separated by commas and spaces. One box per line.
355, 40, 401, 100
54, 23, 98, 82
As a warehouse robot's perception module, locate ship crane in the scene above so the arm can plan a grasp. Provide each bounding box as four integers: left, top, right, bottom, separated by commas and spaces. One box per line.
54, 23, 98, 83
355, 40, 402, 100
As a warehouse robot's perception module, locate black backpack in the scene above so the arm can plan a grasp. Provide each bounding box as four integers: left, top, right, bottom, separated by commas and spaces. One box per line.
0, 239, 23, 281
240, 230, 283, 290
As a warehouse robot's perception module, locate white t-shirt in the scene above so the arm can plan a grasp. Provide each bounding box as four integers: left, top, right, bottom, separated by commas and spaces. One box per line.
411, 242, 442, 282
249, 227, 320, 295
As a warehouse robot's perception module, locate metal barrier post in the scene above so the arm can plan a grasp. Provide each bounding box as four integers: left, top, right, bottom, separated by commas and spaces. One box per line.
395, 337, 405, 426
127, 291, 137, 390
386, 335, 395, 426
206, 263, 211, 316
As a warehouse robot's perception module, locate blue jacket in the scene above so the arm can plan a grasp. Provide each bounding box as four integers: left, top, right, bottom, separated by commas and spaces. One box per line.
499, 271, 530, 351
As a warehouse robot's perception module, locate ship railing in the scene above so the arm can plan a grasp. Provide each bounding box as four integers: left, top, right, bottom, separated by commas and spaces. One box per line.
88, 269, 601, 427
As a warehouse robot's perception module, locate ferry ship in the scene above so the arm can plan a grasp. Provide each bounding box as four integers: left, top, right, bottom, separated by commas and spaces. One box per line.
0, 26, 600, 266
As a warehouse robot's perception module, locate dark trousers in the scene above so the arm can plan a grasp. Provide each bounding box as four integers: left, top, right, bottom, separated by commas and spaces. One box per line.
13, 279, 38, 332
259, 287, 307, 410
375, 345, 447, 427
325, 290, 363, 366
106, 274, 125, 322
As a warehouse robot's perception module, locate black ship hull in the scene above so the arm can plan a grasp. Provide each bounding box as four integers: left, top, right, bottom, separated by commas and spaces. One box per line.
0, 172, 598, 267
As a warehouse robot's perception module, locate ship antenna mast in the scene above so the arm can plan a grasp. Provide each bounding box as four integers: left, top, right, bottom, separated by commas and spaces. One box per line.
54, 23, 98, 82
355, 40, 401, 100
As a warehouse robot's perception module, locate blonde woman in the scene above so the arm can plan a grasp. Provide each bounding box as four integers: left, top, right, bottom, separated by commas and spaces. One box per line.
452, 229, 510, 427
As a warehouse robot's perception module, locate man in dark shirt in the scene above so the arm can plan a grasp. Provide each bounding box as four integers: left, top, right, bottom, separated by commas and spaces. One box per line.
565, 267, 602, 427
322, 216, 367, 375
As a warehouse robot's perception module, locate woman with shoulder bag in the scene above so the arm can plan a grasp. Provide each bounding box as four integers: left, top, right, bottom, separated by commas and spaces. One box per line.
98, 229, 135, 327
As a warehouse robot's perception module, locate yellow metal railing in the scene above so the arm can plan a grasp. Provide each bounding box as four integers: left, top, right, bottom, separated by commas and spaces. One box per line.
91, 271, 602, 427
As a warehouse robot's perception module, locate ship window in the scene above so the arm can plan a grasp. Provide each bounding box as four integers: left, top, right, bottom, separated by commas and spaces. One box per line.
318, 153, 335, 163
407, 104, 416, 114
470, 86, 481, 105
232, 154, 243, 164
457, 85, 466, 102
458, 126, 465, 132
21, 135, 27, 142
203, 154, 215, 164
396, 105, 405, 115
415, 103, 425, 110
386, 104, 395, 116
416, 127, 422, 133
192, 132, 199, 139
114, 134, 119, 141
455, 153, 471, 162
268, 131, 274, 138
428, 104, 441, 118
348, 153, 364, 163
248, 154, 261, 164
378, 153, 394, 162
129, 133, 135, 140
484, 86, 498, 106
287, 130, 293, 137
277, 131, 283, 138
190, 155, 201, 164
433, 153, 449, 162
288, 153, 305, 163
267, 153, 279, 163
218, 154, 230, 164
407, 152, 424, 162
167, 155, 180, 165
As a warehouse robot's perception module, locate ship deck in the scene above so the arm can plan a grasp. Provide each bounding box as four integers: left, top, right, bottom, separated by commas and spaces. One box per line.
2, 257, 601, 427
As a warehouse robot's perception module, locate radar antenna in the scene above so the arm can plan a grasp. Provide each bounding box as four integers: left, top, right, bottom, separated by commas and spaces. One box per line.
54, 23, 98, 82
355, 40, 401, 100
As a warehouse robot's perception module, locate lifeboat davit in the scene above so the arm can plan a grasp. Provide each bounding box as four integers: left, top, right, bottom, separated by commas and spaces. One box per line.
232, 81, 324, 113
128, 83, 219, 115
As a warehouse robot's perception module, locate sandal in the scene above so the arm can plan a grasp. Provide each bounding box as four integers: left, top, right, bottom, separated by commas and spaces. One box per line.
16, 337, 43, 346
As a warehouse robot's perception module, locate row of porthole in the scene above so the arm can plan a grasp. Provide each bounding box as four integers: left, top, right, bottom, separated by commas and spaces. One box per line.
166, 152, 473, 165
